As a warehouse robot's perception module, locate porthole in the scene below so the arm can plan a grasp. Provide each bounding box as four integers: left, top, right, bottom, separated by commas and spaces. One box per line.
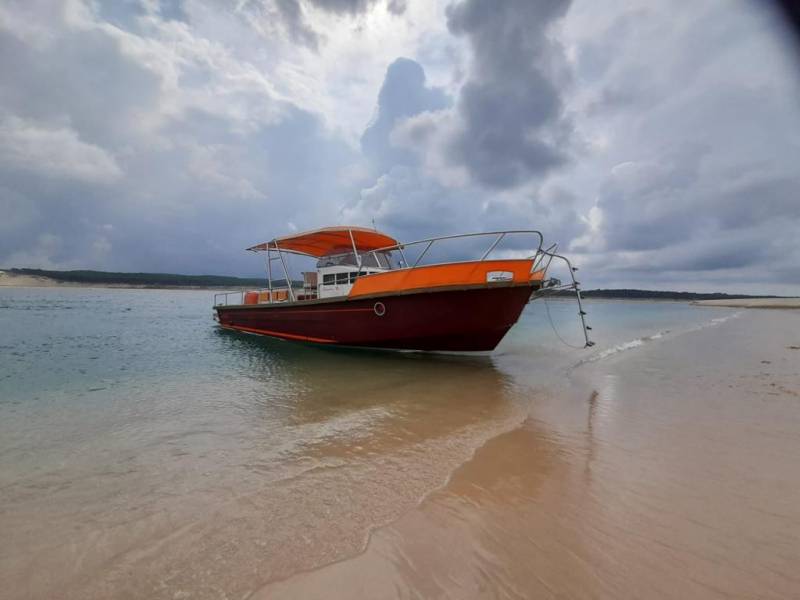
373, 302, 386, 317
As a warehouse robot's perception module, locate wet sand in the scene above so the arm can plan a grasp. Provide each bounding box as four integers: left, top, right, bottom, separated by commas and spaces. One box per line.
262, 309, 800, 599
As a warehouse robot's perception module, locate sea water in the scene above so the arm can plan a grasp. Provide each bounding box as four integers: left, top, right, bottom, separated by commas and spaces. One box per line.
0, 287, 761, 599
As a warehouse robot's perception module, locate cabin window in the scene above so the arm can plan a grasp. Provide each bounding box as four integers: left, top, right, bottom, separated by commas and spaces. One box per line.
349, 272, 359, 283
335, 272, 349, 284
322, 274, 335, 285
316, 253, 359, 268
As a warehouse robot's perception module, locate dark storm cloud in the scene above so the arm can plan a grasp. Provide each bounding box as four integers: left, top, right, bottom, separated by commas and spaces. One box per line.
306, 0, 376, 14
386, 0, 407, 16
273, 0, 320, 51
565, 2, 800, 291
608, 236, 773, 274
361, 58, 449, 172
158, 0, 189, 22
591, 147, 800, 265
348, 57, 582, 255
444, 0, 573, 188
0, 6, 161, 268
95, 0, 188, 30
0, 102, 359, 275
306, 0, 407, 16
713, 174, 800, 230
100, 105, 357, 275
95, 1, 147, 29
230, 0, 320, 52
0, 21, 161, 149
593, 154, 704, 252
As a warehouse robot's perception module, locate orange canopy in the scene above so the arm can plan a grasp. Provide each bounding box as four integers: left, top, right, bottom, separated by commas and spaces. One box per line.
247, 226, 399, 257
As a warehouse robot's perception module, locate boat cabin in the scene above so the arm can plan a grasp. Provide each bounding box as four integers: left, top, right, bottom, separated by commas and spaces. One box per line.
314, 250, 395, 299
242, 227, 401, 304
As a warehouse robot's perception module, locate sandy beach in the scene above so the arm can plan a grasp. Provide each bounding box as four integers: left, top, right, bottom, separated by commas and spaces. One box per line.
0, 270, 154, 289
0, 271, 56, 287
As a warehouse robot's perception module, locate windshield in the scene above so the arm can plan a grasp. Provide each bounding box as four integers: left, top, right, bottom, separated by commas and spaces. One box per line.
316, 251, 396, 269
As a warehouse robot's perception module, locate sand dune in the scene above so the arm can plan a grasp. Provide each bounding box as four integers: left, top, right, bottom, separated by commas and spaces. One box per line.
0, 270, 61, 287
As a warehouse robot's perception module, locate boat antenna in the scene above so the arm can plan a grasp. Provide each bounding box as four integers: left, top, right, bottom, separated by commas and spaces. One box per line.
371, 217, 377, 230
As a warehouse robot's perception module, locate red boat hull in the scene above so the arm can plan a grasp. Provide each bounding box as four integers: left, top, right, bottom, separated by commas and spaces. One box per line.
215, 284, 536, 352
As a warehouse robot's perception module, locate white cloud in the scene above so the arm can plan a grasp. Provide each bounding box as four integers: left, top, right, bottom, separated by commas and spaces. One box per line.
238, 0, 458, 142
0, 115, 123, 183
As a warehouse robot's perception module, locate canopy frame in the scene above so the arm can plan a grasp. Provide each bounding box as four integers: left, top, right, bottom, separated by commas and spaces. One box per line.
247, 226, 399, 259
249, 226, 397, 304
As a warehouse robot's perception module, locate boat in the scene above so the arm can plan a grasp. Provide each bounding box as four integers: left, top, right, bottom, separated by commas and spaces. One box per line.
213, 226, 592, 352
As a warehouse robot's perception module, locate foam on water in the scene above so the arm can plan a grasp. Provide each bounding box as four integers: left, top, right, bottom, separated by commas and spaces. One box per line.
583, 336, 648, 361
570, 308, 744, 367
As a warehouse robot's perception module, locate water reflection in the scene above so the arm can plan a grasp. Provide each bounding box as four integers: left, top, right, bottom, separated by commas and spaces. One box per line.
212, 327, 527, 465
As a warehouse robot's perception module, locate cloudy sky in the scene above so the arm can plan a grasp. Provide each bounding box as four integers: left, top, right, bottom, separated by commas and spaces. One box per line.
1, 0, 799, 293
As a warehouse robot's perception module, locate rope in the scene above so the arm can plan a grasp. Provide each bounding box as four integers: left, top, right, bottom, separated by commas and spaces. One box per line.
541, 293, 588, 350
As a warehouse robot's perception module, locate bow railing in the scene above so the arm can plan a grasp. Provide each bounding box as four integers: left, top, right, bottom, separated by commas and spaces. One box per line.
368, 229, 545, 270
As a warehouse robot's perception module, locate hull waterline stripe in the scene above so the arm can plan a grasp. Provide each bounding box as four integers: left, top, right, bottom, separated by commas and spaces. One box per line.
220, 324, 336, 344
243, 307, 374, 315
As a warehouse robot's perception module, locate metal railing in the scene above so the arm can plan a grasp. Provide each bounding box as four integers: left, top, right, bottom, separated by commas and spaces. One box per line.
530, 249, 594, 348
213, 230, 547, 308
214, 290, 244, 306
369, 230, 545, 270
213, 287, 296, 306
380, 231, 593, 348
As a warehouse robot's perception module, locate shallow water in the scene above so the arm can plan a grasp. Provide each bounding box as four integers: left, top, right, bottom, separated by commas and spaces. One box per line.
2, 287, 794, 599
